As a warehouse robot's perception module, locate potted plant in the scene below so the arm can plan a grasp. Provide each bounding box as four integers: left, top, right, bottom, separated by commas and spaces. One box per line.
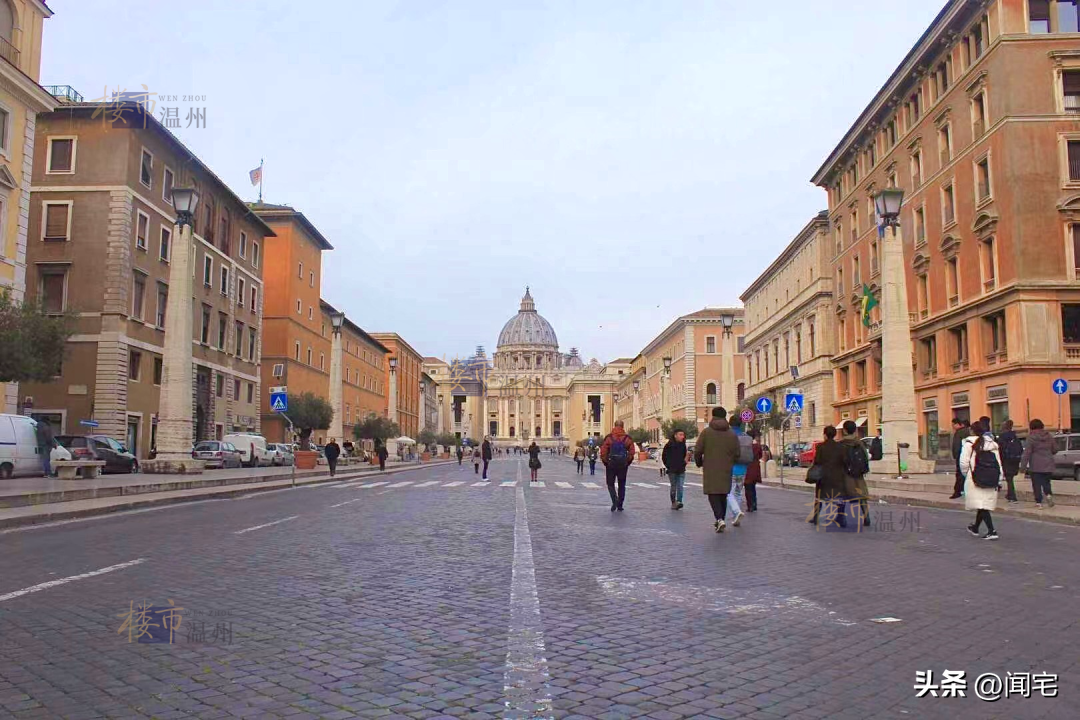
287, 392, 334, 470
354, 413, 400, 464
436, 432, 456, 459
418, 429, 436, 462
626, 427, 651, 460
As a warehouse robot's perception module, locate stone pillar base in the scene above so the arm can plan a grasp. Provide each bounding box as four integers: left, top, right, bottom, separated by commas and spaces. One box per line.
871, 454, 936, 477
142, 457, 207, 475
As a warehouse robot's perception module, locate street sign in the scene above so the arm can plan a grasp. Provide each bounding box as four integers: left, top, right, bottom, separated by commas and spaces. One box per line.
755, 397, 773, 414
740, 409, 754, 423
270, 391, 288, 413
1053, 378, 1068, 395
790, 366, 800, 380
784, 393, 804, 414
79, 419, 99, 428
270, 385, 287, 395
793, 414, 802, 429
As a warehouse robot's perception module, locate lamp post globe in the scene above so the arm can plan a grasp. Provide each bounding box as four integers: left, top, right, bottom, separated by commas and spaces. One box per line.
873, 187, 905, 227
330, 310, 345, 333
170, 187, 200, 227
720, 312, 735, 336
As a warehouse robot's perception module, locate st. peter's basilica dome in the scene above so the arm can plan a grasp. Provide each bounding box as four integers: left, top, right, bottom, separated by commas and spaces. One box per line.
497, 287, 559, 349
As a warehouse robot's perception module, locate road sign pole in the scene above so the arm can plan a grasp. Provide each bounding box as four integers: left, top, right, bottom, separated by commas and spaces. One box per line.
281, 412, 296, 487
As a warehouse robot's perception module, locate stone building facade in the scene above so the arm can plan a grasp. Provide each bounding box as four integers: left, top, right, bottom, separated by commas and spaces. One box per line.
741, 212, 834, 449
370, 333, 423, 439
812, 0, 1080, 459
22, 100, 271, 457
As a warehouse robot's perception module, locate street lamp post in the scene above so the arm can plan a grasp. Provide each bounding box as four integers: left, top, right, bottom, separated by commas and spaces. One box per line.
874, 187, 931, 477
144, 187, 204, 474
661, 357, 672, 443
720, 312, 736, 412
387, 356, 398, 424
632, 379, 640, 429
328, 310, 345, 444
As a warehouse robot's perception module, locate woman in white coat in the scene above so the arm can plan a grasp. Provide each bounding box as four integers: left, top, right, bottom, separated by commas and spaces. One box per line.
958, 419, 1003, 540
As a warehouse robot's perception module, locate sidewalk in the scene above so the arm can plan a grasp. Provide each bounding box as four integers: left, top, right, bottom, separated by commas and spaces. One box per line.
0, 459, 451, 529
634, 458, 1080, 526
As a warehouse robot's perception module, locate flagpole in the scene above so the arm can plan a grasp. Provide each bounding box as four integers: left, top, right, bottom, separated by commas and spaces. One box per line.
259, 158, 264, 204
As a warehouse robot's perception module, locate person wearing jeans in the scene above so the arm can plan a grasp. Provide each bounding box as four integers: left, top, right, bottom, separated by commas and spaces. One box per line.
726, 416, 749, 526
662, 429, 688, 510
1021, 418, 1056, 508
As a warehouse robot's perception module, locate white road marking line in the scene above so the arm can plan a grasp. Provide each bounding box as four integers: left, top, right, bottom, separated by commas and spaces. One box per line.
233, 515, 299, 535
581, 482, 600, 489
632, 482, 659, 489
532, 481, 545, 488
330, 498, 363, 508
555, 482, 573, 488
360, 481, 389, 488
318, 482, 349, 489
503, 473, 553, 718
414, 481, 441, 487
501, 481, 517, 487
0, 558, 147, 603
387, 481, 414, 488
444, 481, 465, 487
472, 481, 490, 486
688, 482, 703, 487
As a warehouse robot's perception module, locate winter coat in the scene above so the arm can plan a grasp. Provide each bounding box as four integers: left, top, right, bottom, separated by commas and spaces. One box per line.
840, 435, 870, 499
473, 448, 481, 463
744, 442, 763, 485
599, 427, 635, 466
323, 442, 340, 461
959, 433, 1002, 511
377, 446, 388, 461
810, 438, 847, 499
952, 425, 972, 461
693, 418, 740, 496
587, 446, 598, 461
661, 439, 688, 474
995, 430, 1021, 473
482, 440, 493, 461
573, 448, 584, 461
1020, 428, 1055, 474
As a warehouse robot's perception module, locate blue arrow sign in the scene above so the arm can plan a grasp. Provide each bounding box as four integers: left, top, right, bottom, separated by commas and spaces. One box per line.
270, 392, 288, 413
755, 397, 773, 414
1053, 378, 1068, 395
785, 393, 804, 414
79, 419, 99, 428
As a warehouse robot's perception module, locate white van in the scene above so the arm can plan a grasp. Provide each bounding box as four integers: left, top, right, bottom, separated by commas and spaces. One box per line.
0, 414, 43, 478
222, 433, 273, 468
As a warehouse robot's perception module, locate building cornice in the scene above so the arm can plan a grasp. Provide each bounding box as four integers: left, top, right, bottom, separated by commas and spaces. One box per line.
743, 291, 834, 347
740, 212, 830, 301
0, 62, 56, 113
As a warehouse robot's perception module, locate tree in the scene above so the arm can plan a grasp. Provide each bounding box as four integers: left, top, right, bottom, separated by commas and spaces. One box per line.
0, 293, 74, 384
286, 392, 334, 450
353, 413, 400, 448
660, 417, 699, 441
435, 432, 458, 451
417, 428, 436, 451
627, 427, 651, 446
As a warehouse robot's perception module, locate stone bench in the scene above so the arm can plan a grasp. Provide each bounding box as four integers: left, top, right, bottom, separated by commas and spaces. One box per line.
53, 460, 106, 479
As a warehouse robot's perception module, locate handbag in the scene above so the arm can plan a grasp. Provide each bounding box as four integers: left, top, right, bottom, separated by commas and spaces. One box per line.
806, 464, 824, 484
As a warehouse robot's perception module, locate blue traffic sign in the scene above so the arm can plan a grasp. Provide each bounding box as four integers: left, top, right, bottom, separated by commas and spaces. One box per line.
755, 397, 773, 414
270, 391, 288, 413
1053, 378, 1069, 395
785, 393, 804, 414
79, 419, 99, 428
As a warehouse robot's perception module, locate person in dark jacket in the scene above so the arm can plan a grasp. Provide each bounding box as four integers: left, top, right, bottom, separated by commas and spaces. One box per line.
950, 418, 973, 499
324, 438, 341, 477
841, 420, 871, 527
744, 429, 762, 512
376, 443, 388, 471
808, 426, 848, 527
481, 436, 493, 479
662, 429, 688, 510
600, 421, 635, 511
34, 419, 56, 478
693, 407, 740, 532
456, 445, 464, 466
587, 443, 598, 475
1020, 419, 1055, 508
527, 441, 541, 482
996, 419, 1022, 504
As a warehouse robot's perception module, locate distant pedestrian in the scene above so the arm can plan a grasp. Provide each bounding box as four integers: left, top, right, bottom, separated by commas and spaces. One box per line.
808, 425, 847, 527
573, 446, 585, 474
457, 445, 464, 466
528, 441, 542, 482
662, 429, 688, 510
1021, 419, 1055, 508
694, 407, 740, 533
324, 438, 341, 477
600, 420, 635, 511
841, 420, 871, 527
961, 420, 1002, 540
587, 444, 598, 475
34, 419, 55, 478
473, 446, 482, 474
377, 443, 388, 471
482, 436, 493, 479
744, 429, 762, 512
949, 418, 972, 499
727, 416, 751, 527
996, 419, 1022, 504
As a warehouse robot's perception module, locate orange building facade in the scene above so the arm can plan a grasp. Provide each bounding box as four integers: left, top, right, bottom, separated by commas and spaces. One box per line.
370, 333, 423, 439
813, 0, 1080, 460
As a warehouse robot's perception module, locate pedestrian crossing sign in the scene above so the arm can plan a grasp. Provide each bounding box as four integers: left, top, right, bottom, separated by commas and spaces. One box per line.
270, 392, 288, 413
785, 393, 804, 414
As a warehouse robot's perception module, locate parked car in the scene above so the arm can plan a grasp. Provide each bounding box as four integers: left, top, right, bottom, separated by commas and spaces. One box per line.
267, 443, 295, 466
798, 441, 823, 468
1051, 433, 1080, 480
192, 440, 243, 469
0, 413, 45, 478
222, 433, 273, 467
55, 435, 139, 474
783, 442, 811, 467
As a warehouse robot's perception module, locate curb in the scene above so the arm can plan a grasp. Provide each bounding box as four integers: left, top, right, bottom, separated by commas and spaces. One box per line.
0, 461, 453, 530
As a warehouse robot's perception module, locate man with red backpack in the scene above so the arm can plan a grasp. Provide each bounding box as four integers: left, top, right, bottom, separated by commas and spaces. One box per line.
600, 420, 635, 512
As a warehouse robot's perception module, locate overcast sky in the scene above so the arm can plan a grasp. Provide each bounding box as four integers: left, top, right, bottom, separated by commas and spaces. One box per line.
43, 0, 946, 363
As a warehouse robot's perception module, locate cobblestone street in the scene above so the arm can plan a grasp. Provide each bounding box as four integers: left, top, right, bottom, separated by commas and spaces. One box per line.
1, 455, 1077, 719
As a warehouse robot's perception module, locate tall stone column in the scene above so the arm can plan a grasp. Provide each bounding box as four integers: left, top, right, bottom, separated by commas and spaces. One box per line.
145, 222, 203, 473
329, 329, 343, 442
721, 331, 736, 411
388, 368, 398, 423
437, 395, 445, 434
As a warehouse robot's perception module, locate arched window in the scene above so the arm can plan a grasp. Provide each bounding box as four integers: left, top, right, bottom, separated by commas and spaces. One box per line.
737, 383, 746, 403
706, 383, 717, 405
0, 1, 13, 43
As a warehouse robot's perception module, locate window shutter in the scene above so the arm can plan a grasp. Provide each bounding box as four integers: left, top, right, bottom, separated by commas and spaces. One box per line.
45, 204, 69, 240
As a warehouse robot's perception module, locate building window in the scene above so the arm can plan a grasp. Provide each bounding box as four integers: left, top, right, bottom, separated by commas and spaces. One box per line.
737, 382, 746, 403
135, 211, 148, 250
809, 323, 816, 356
870, 238, 879, 275
319, 352, 326, 370
850, 209, 858, 244
43, 202, 71, 242
140, 149, 153, 189
153, 357, 163, 385
39, 268, 67, 314
128, 350, 141, 381
132, 273, 146, 320
298, 261, 303, 279
200, 305, 211, 344
158, 227, 171, 262
855, 360, 867, 392
946, 257, 960, 307
309, 270, 315, 288
934, 59, 951, 99
839, 316, 847, 352
976, 156, 992, 201
219, 214, 230, 254
706, 336, 716, 354
296, 299, 301, 315
308, 306, 313, 320
942, 183, 956, 225
46, 137, 75, 173
838, 366, 850, 398
910, 150, 923, 187
1056, 0, 1080, 32
203, 255, 213, 287
237, 277, 245, 307
981, 237, 997, 292
156, 283, 168, 327
307, 347, 313, 366
917, 273, 929, 318
834, 224, 843, 255
949, 323, 969, 371
294, 341, 301, 361
250, 286, 258, 312
921, 336, 938, 376
252, 241, 260, 268
239, 231, 247, 258
234, 378, 241, 400
853, 255, 861, 287
163, 167, 174, 205
1065, 70, 1080, 113
705, 382, 717, 405
939, 124, 952, 165
247, 383, 254, 404
235, 321, 244, 357
249, 328, 257, 360
1031, 0, 1051, 32
972, 93, 987, 136
218, 312, 227, 349
220, 267, 229, 297
985, 311, 1007, 359
1068, 139, 1080, 182
216, 374, 224, 398
837, 267, 844, 295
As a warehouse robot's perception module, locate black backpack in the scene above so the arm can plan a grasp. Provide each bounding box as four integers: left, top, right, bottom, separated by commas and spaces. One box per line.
607, 435, 629, 467
1000, 434, 1023, 462
973, 445, 1001, 488
844, 443, 870, 478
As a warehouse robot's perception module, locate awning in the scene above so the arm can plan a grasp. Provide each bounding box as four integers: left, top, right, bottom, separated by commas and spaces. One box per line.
395, 436, 416, 444
853, 417, 868, 428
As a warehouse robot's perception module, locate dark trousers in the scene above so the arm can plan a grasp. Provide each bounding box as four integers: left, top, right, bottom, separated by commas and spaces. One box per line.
576, 459, 584, 474
474, 462, 480, 474
378, 457, 386, 471
589, 460, 596, 475
974, 509, 995, 533
1003, 461, 1019, 501
458, 456, 462, 465
482, 460, 489, 479
707, 493, 728, 520
744, 483, 758, 511
1031, 472, 1053, 502
327, 458, 338, 477
953, 461, 965, 496
606, 464, 628, 507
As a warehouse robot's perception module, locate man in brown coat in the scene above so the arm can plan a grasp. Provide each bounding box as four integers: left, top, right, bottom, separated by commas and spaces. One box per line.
694, 407, 741, 533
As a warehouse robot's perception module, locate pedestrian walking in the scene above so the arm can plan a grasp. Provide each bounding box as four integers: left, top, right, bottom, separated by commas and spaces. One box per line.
600, 420, 635, 510
662, 429, 688, 510
573, 446, 585, 474
324, 438, 341, 477
841, 420, 872, 527
949, 417, 972, 499
457, 445, 464, 466
34, 419, 56, 478
1020, 418, 1055, 508
744, 429, 762, 512
587, 443, 598, 475
527, 441, 542, 482
377, 443, 388, 471
960, 419, 1003, 540
473, 446, 482, 474
482, 436, 493, 479
807, 426, 848, 526
694, 407, 740, 533
727, 416, 752, 526
996, 419, 1022, 504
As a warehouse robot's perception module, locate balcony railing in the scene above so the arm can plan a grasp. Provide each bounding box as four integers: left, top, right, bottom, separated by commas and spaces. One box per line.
44, 85, 84, 103
1070, 156, 1080, 183
921, 367, 939, 380
1066, 344, 1080, 360
0, 37, 19, 69
867, 320, 883, 340
983, 278, 996, 292
948, 294, 959, 308
916, 228, 926, 247
951, 359, 970, 374
839, 389, 850, 399
986, 350, 1007, 366
856, 384, 867, 395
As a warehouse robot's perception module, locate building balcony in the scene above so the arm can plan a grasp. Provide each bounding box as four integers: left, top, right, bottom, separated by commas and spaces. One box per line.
839, 389, 850, 400
950, 359, 970, 374
44, 85, 84, 103
0, 37, 19, 70
985, 350, 1007, 366
948, 294, 959, 308
867, 319, 882, 340
1065, 344, 1080, 361
983, 278, 996, 293
921, 367, 939, 380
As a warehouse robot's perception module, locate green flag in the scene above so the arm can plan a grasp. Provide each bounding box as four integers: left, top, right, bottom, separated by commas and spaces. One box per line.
861, 285, 879, 327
